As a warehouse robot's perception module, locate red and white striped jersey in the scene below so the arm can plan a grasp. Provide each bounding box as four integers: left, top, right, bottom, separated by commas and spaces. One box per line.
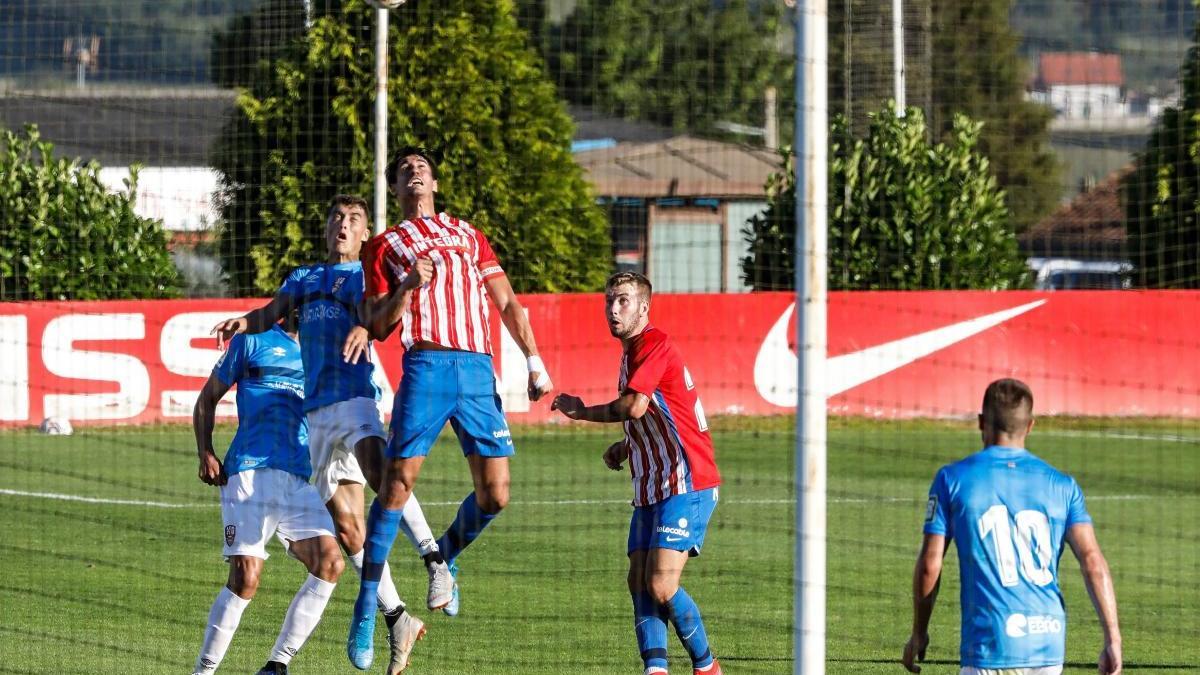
619, 325, 721, 507
363, 213, 505, 354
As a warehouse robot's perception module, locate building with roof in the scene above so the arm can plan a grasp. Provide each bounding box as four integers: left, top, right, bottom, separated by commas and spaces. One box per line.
574, 136, 781, 293
1030, 52, 1125, 119
2, 89, 780, 294
1019, 166, 1129, 261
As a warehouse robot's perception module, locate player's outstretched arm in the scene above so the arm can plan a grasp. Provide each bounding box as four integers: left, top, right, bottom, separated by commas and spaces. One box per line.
484, 274, 553, 400
904, 533, 946, 674
1066, 524, 1123, 675
211, 292, 293, 349
192, 372, 233, 486
551, 392, 649, 423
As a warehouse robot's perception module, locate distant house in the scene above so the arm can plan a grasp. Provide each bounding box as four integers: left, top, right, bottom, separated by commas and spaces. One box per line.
574, 136, 781, 293
1019, 166, 1130, 261
1031, 52, 1125, 119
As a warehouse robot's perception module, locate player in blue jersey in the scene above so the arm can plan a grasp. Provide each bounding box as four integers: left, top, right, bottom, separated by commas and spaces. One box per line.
904, 379, 1122, 675
214, 195, 441, 674
191, 313, 342, 675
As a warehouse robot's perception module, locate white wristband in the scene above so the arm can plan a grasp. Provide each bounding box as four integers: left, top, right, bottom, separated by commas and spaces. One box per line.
527, 355, 551, 388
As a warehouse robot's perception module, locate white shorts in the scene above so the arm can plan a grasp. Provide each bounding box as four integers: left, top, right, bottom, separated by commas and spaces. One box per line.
219, 468, 336, 560
307, 397, 385, 503
962, 666, 1063, 675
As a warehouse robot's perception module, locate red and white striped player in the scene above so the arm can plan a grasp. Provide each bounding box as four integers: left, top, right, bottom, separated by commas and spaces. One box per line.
348, 145, 554, 670
551, 272, 723, 675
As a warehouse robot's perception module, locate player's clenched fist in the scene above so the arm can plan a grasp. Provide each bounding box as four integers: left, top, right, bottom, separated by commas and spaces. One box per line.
550, 393, 585, 419
211, 316, 248, 350
602, 441, 628, 471
400, 257, 434, 291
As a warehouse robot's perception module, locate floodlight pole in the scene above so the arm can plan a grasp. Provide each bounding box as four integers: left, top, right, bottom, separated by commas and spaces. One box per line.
893, 0, 906, 115
373, 7, 389, 236
794, 1, 828, 674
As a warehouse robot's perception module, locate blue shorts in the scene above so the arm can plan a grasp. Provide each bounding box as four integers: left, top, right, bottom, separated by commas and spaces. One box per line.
627, 487, 719, 556
386, 350, 514, 459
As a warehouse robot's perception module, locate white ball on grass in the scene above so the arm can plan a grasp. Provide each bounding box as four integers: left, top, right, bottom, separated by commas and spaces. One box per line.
39, 416, 74, 436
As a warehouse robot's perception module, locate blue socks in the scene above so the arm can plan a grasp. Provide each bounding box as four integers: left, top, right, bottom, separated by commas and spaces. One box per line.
632, 591, 669, 671
436, 492, 498, 565
355, 499, 403, 618
666, 587, 713, 669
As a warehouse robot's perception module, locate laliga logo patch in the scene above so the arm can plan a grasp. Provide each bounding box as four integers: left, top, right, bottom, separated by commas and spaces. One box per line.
225, 525, 236, 546
924, 496, 937, 523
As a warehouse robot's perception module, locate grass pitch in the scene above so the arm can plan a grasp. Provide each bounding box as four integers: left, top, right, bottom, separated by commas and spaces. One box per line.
0, 418, 1196, 673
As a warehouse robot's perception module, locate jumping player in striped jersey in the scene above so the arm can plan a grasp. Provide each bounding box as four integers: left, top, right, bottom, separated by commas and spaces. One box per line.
347, 146, 554, 670
552, 272, 723, 675
214, 195, 436, 674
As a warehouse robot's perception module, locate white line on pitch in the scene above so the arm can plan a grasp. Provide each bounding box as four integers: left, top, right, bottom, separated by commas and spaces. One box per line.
1036, 430, 1200, 444
0, 488, 210, 509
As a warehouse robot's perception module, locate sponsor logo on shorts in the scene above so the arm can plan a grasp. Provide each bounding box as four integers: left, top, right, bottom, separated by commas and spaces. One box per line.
224, 525, 236, 546
1005, 613, 1063, 638
271, 346, 287, 357
493, 428, 511, 439
359, 423, 373, 432
657, 525, 690, 538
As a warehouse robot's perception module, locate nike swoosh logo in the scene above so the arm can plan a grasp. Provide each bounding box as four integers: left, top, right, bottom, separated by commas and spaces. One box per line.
754, 299, 1046, 406
665, 536, 683, 542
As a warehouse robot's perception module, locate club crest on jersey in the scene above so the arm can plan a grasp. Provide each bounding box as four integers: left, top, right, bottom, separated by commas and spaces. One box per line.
225, 525, 236, 546
331, 276, 346, 294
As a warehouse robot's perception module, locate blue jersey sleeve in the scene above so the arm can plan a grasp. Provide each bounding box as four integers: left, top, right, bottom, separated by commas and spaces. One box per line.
1065, 477, 1092, 527
278, 266, 309, 302
213, 333, 251, 387
923, 467, 952, 537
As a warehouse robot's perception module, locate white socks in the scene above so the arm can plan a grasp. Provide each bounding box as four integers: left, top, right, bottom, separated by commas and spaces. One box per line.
398, 493, 440, 557
348, 549, 404, 614
193, 587, 250, 675
268, 574, 336, 665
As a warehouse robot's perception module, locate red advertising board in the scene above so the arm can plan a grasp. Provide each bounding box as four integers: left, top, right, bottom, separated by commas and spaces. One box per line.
2, 291, 1198, 427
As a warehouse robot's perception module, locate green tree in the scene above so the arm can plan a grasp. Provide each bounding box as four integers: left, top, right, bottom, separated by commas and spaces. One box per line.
549, 0, 790, 140
0, 125, 180, 300
1122, 11, 1200, 288
828, 0, 1060, 231
742, 104, 1028, 291
213, 0, 611, 295
929, 0, 1060, 232
210, 0, 307, 89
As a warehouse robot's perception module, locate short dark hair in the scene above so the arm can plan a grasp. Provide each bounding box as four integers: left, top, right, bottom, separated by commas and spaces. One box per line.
385, 145, 439, 187
605, 271, 652, 302
981, 378, 1034, 434
326, 194, 370, 222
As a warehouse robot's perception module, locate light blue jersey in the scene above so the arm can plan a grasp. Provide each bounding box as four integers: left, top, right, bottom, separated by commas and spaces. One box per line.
213, 327, 310, 480
279, 262, 380, 412
924, 445, 1092, 669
